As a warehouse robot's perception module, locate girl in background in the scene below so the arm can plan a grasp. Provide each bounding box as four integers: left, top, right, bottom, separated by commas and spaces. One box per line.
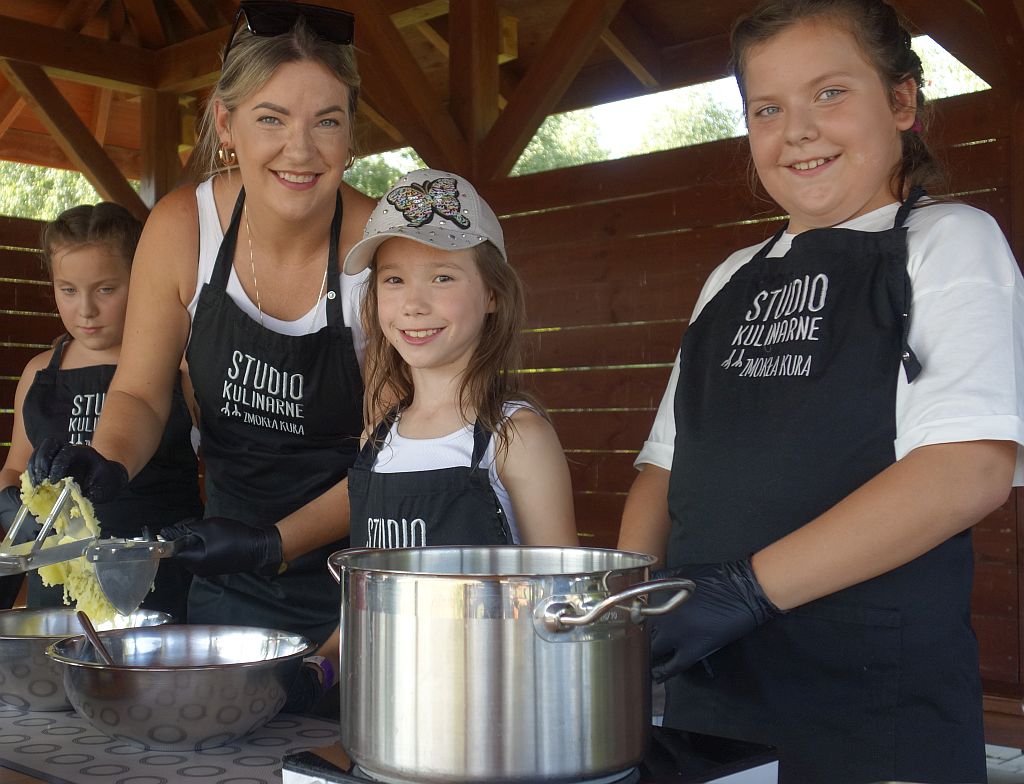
0, 203, 201, 617
618, 1, 1024, 781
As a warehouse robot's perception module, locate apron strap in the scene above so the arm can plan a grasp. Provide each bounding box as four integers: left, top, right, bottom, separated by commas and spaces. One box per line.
324, 191, 344, 327
211, 186, 247, 289
469, 419, 493, 472
47, 334, 71, 370
895, 187, 926, 383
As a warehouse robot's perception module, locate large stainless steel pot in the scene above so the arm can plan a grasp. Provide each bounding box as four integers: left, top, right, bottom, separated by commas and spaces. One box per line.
328, 546, 692, 784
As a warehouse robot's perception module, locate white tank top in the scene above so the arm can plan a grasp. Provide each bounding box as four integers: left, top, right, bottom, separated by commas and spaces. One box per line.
370, 403, 529, 544
188, 178, 368, 362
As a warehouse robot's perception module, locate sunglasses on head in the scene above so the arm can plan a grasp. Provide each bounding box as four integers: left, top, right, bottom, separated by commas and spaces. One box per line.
223, 1, 355, 65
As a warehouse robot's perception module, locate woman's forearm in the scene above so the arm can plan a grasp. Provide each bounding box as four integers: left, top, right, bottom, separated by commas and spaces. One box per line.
752, 440, 1015, 610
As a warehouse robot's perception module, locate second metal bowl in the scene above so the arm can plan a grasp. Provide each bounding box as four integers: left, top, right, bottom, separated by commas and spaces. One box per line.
46, 624, 314, 750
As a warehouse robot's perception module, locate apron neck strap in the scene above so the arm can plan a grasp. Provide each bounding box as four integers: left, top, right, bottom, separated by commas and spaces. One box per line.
895, 186, 925, 228
47, 334, 71, 370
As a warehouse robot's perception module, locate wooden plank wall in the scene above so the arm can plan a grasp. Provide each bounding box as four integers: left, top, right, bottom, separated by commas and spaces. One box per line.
0, 214, 59, 449
0, 87, 1018, 689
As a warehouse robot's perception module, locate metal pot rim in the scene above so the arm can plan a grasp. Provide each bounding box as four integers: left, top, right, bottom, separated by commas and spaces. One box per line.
328, 545, 656, 579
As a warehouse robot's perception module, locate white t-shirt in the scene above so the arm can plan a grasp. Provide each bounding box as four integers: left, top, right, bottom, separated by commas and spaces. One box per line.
188, 178, 369, 363
636, 200, 1024, 485
369, 403, 528, 544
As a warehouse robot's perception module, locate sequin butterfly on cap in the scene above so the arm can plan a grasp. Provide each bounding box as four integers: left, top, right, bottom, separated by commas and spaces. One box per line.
386, 177, 471, 230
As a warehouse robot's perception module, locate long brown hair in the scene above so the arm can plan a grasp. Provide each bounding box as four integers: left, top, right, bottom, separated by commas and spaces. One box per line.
360, 240, 546, 455
731, 0, 946, 201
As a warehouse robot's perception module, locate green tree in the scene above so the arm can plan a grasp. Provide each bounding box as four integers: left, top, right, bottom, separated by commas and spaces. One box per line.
632, 88, 741, 155
511, 109, 609, 176
0, 161, 101, 220
345, 148, 425, 198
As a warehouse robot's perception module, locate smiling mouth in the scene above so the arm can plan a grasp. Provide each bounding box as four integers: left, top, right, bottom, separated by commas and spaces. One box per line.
275, 171, 318, 183
789, 156, 836, 171
403, 328, 441, 339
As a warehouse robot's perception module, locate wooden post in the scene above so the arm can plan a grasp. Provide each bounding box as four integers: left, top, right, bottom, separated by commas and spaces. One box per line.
140, 89, 182, 208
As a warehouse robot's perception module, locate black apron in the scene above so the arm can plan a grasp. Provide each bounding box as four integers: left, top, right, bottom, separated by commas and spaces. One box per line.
185, 188, 362, 646
664, 191, 985, 784
22, 334, 201, 619
348, 412, 512, 547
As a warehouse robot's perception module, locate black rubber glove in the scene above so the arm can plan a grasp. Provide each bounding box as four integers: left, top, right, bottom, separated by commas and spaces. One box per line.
648, 559, 782, 683
160, 517, 284, 578
0, 485, 21, 529
27, 437, 128, 504
281, 656, 334, 714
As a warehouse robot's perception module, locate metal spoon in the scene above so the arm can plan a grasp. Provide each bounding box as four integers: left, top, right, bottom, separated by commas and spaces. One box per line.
76, 610, 115, 666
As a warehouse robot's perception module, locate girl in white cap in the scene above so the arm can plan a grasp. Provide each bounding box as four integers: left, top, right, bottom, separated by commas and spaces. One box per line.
343, 168, 577, 551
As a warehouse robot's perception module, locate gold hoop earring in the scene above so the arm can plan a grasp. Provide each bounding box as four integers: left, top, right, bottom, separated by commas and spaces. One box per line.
217, 146, 238, 167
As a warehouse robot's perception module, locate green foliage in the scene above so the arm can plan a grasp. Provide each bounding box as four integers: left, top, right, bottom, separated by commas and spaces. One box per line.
0, 161, 101, 220
345, 148, 426, 198
511, 110, 609, 176
633, 88, 742, 154
914, 35, 989, 100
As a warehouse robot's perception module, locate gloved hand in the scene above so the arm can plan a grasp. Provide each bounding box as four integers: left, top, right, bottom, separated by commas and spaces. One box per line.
0, 485, 21, 529
160, 517, 284, 578
281, 655, 335, 714
649, 558, 782, 683
27, 437, 129, 504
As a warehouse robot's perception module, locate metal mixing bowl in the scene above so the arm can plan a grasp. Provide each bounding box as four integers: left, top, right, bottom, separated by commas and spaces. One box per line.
0, 607, 171, 711
46, 624, 315, 750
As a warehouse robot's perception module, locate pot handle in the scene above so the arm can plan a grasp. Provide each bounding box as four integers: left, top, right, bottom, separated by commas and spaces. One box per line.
543, 577, 694, 632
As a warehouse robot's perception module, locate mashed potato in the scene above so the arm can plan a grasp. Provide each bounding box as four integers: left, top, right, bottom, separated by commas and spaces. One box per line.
20, 473, 117, 624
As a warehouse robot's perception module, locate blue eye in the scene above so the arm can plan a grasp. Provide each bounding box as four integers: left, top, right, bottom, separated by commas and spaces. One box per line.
258, 115, 282, 125
318, 118, 340, 128
819, 88, 845, 101
752, 105, 780, 118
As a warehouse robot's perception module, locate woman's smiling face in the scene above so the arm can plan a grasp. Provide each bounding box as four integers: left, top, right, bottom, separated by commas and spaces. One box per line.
216, 59, 352, 221
742, 18, 917, 233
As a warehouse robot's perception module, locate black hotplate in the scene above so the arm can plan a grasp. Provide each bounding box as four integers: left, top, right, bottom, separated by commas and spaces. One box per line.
282, 725, 777, 784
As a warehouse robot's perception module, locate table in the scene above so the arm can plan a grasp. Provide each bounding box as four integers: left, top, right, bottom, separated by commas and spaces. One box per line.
0, 704, 338, 784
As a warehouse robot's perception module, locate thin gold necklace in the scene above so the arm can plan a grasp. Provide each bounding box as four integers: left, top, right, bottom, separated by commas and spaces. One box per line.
243, 203, 329, 332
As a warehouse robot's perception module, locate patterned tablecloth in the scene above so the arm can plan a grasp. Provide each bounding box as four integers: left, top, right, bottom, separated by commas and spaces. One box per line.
0, 704, 340, 783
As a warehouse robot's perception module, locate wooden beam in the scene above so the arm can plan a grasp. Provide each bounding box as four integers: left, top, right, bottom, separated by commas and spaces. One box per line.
345, 0, 467, 171
449, 1, 499, 178
92, 89, 113, 145
0, 60, 147, 220
896, 0, 1008, 89
171, 0, 214, 32
155, 26, 228, 93
478, 0, 627, 180
415, 21, 449, 57
980, 0, 1024, 92
558, 34, 732, 117
601, 10, 662, 89
388, 0, 449, 28
0, 88, 23, 138
0, 15, 156, 92
121, 0, 168, 47
140, 90, 182, 207
55, 0, 108, 31
358, 98, 404, 144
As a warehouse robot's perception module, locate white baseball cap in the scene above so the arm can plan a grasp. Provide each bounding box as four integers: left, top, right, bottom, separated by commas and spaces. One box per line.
343, 168, 507, 275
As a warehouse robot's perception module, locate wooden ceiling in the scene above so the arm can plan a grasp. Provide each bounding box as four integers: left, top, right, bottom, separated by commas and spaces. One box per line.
0, 0, 1021, 219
